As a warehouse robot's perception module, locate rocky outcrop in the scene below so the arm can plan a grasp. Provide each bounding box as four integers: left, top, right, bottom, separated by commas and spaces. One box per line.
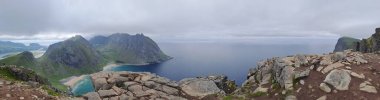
238, 50, 375, 99
74, 71, 233, 100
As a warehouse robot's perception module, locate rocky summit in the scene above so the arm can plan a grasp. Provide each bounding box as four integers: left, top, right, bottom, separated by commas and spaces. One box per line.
234, 49, 380, 100
75, 71, 236, 100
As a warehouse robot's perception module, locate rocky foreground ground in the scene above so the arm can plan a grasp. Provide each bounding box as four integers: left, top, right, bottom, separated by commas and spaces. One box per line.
236, 49, 380, 100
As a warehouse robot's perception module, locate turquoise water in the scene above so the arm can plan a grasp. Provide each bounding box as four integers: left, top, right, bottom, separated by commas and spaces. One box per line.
71, 75, 95, 96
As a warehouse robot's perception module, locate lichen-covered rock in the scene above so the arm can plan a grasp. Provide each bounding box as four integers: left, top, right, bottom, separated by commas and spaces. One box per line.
324, 69, 351, 90
179, 78, 225, 99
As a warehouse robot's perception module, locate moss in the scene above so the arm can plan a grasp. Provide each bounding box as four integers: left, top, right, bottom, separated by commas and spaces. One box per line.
246, 92, 267, 98
223, 95, 244, 100
0, 67, 18, 81
42, 85, 61, 96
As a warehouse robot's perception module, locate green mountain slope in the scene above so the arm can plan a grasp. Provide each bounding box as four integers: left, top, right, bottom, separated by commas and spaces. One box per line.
90, 33, 171, 64
334, 36, 360, 52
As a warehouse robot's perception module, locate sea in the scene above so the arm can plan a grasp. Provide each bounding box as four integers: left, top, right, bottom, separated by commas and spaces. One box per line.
19, 37, 338, 96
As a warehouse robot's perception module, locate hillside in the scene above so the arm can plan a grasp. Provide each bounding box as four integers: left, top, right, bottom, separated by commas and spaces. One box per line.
334, 37, 360, 52
89, 33, 171, 64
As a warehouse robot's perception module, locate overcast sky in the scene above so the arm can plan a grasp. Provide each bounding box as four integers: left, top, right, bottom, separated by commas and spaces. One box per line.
1, 0, 380, 43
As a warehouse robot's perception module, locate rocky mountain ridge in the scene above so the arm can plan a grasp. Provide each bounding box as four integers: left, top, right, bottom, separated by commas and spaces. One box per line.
234, 49, 380, 100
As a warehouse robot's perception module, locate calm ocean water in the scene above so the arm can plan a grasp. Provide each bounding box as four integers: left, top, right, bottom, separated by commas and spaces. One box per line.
72, 38, 337, 96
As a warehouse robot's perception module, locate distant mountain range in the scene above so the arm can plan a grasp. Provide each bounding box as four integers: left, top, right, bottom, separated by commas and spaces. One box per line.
0, 33, 171, 90
0, 41, 45, 54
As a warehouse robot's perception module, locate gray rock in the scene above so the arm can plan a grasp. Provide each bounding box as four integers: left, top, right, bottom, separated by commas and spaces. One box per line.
279, 66, 295, 90
179, 78, 224, 99
83, 92, 101, 100
322, 62, 344, 74
316, 95, 327, 100
112, 86, 125, 95
91, 72, 109, 80
359, 81, 377, 93
253, 86, 268, 93
98, 90, 118, 98
319, 83, 331, 93
324, 69, 351, 90
123, 81, 138, 87
285, 95, 297, 100
119, 94, 131, 100
349, 71, 365, 79
107, 75, 131, 84
93, 78, 108, 90
294, 69, 310, 79
162, 85, 179, 95
331, 52, 345, 62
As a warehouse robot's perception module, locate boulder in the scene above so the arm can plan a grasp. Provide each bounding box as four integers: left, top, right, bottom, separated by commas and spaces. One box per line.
253, 86, 268, 93
83, 92, 101, 100
285, 95, 297, 100
324, 69, 351, 90
279, 66, 295, 90
93, 78, 108, 90
359, 81, 377, 93
322, 62, 344, 74
294, 69, 310, 79
98, 90, 118, 98
316, 95, 327, 100
349, 72, 365, 79
161, 85, 179, 95
179, 78, 225, 99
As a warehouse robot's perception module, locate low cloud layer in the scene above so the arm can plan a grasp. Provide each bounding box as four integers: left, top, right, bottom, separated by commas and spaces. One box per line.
1, 0, 380, 41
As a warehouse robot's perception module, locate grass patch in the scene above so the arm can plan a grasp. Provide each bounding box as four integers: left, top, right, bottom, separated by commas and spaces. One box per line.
223, 95, 244, 100
246, 92, 267, 98
42, 85, 61, 96
0, 67, 18, 81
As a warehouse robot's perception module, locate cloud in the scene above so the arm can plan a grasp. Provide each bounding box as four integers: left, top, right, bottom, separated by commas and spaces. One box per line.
0, 0, 380, 41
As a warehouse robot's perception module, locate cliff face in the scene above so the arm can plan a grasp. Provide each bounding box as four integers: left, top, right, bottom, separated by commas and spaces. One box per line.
334, 28, 380, 53
334, 37, 360, 52
89, 33, 171, 64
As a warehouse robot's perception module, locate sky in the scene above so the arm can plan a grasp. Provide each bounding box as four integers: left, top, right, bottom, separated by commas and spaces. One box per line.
1, 0, 380, 44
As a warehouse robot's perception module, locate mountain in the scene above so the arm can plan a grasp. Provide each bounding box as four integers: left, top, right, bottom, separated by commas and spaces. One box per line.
0, 51, 36, 66
41, 35, 104, 69
89, 33, 171, 64
0, 41, 45, 54
334, 37, 360, 52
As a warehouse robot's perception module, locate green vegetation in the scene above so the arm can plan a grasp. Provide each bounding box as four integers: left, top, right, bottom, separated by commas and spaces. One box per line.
0, 67, 18, 81
246, 92, 267, 98
334, 36, 360, 52
223, 95, 244, 100
42, 85, 61, 96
